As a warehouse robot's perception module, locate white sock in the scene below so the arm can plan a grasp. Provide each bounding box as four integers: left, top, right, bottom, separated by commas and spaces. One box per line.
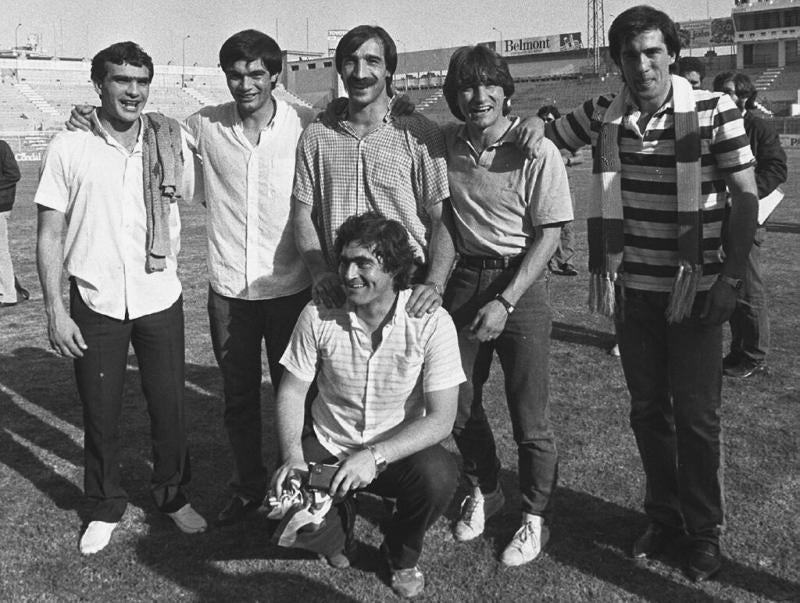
522, 513, 543, 527
79, 521, 118, 555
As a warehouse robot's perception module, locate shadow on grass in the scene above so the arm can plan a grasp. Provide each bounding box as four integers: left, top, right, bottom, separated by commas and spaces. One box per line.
551, 320, 615, 350
766, 221, 800, 234
0, 346, 84, 511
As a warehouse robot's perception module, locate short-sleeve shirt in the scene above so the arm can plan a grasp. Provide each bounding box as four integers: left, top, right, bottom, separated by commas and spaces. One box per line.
280, 288, 466, 458
444, 118, 574, 256
34, 117, 192, 320
292, 112, 450, 266
183, 97, 313, 299
549, 89, 755, 292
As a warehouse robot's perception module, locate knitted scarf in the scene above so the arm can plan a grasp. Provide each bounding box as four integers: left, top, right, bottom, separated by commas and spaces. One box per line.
588, 74, 702, 323
142, 112, 183, 273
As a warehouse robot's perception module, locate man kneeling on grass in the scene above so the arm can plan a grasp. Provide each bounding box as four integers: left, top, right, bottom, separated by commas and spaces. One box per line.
270, 212, 464, 598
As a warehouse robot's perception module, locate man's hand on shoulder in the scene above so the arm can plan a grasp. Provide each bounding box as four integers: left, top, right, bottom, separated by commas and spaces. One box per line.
317, 97, 348, 125
509, 116, 546, 160
700, 279, 739, 325
312, 271, 346, 308
389, 94, 415, 118
405, 281, 442, 317
65, 104, 95, 132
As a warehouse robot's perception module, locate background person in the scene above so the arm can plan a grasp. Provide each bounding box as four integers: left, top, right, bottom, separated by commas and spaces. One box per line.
712, 71, 787, 379
677, 56, 706, 90
0, 139, 27, 307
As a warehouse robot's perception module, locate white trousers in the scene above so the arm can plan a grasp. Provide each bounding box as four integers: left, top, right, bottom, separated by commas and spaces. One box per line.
0, 211, 17, 304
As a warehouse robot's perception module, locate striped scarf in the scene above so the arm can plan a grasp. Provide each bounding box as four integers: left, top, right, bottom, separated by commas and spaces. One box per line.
588, 74, 702, 323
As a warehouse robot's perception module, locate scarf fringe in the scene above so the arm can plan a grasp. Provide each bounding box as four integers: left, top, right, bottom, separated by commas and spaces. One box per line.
665, 262, 703, 323
588, 272, 617, 318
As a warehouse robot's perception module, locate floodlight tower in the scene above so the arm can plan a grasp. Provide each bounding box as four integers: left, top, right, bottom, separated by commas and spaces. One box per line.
587, 0, 605, 75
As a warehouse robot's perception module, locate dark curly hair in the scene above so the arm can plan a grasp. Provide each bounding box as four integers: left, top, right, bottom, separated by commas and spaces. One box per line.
334, 212, 416, 292
608, 5, 681, 68
91, 41, 154, 84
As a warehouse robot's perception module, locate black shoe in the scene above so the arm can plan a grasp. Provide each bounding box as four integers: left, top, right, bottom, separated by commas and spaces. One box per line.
724, 360, 768, 379
722, 353, 740, 371
686, 540, 722, 582
559, 263, 578, 276
215, 496, 261, 526
0, 301, 18, 308
631, 523, 683, 559
14, 278, 30, 301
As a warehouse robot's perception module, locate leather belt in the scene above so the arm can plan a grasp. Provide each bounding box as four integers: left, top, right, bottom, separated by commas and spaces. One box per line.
459, 255, 524, 270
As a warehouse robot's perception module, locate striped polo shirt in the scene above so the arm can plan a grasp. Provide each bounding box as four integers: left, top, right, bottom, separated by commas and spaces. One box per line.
292, 112, 450, 267
550, 88, 755, 292
280, 288, 465, 458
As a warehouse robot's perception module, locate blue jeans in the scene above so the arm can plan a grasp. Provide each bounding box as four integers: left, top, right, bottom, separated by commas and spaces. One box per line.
445, 264, 557, 516
208, 286, 310, 501
728, 227, 769, 365
71, 282, 190, 521
615, 288, 723, 542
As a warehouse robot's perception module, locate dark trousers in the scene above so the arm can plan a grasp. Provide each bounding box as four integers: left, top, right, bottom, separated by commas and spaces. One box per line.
445, 264, 557, 516
615, 288, 723, 542
290, 431, 457, 569
729, 227, 769, 365
71, 283, 189, 522
208, 286, 310, 501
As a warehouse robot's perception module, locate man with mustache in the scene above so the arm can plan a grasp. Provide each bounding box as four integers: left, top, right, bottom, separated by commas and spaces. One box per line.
292, 25, 453, 318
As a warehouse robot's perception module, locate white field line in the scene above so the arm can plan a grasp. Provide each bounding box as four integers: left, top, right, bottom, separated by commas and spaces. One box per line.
0, 381, 83, 446
3, 428, 82, 488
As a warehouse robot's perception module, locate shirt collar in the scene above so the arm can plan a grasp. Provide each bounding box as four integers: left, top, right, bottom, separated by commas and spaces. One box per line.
232, 96, 280, 131
455, 116, 519, 152
90, 111, 144, 152
345, 289, 408, 332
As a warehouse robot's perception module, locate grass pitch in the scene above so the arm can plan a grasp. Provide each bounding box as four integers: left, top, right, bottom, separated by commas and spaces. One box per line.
1, 157, 798, 601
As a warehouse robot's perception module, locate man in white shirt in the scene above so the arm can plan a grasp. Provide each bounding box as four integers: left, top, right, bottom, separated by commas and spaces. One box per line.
36, 41, 205, 556
69, 30, 315, 527
183, 30, 316, 527
271, 212, 464, 599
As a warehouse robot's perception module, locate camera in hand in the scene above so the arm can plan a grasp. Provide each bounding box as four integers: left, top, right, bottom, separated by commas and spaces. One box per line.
307, 462, 339, 492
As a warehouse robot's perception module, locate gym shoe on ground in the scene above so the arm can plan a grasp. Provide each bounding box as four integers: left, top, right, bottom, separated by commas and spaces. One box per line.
80, 520, 119, 555
631, 523, 682, 559
453, 485, 505, 542
501, 515, 549, 566
168, 503, 208, 534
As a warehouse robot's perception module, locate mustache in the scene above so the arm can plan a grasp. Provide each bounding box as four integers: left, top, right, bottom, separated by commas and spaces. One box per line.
347, 76, 379, 88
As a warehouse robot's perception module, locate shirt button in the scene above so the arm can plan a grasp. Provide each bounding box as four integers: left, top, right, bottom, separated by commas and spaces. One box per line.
354, 421, 365, 432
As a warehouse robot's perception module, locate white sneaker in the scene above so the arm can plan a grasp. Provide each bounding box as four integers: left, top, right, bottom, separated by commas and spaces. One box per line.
167, 503, 208, 534
501, 515, 549, 566
79, 520, 118, 555
453, 486, 505, 542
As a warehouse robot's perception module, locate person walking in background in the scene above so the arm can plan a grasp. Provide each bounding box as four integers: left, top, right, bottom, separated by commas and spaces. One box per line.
0, 139, 28, 307
677, 56, 706, 90
537, 105, 579, 277
713, 71, 787, 379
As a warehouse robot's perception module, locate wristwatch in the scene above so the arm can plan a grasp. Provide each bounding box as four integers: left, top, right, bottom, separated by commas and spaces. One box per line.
495, 293, 515, 314
368, 445, 388, 474
717, 274, 744, 291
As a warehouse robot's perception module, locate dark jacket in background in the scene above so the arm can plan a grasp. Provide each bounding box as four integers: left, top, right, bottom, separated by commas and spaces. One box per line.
744, 111, 787, 199
0, 140, 21, 213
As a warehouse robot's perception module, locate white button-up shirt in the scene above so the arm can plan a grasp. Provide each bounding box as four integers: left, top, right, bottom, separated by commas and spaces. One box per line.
183, 98, 314, 300
280, 289, 466, 458
34, 116, 194, 320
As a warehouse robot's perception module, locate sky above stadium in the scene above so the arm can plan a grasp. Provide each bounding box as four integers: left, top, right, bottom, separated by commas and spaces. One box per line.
4, 0, 736, 66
